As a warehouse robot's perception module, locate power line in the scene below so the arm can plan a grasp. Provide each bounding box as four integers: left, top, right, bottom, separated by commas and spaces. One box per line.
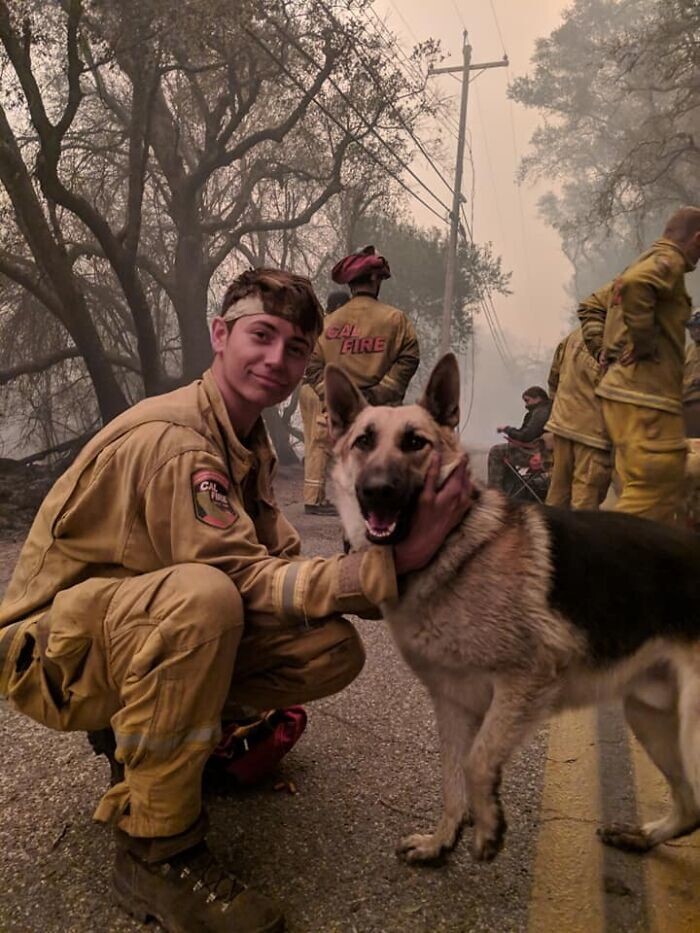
473, 82, 507, 247
262, 16, 453, 219
242, 24, 450, 225
458, 321, 476, 434
459, 205, 515, 368
386, 0, 421, 44
314, 0, 457, 202
488, 0, 508, 56
355, 3, 462, 140
449, 0, 467, 30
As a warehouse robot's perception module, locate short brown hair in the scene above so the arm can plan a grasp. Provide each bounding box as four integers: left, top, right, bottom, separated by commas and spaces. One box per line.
663, 206, 700, 243
221, 268, 323, 338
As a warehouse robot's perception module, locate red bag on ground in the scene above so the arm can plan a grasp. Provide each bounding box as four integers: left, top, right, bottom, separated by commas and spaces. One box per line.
209, 707, 307, 786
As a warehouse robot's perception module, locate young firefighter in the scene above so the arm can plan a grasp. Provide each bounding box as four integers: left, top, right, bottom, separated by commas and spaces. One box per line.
0, 269, 471, 933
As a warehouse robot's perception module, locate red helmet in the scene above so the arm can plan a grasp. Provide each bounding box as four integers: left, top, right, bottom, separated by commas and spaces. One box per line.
331, 245, 391, 284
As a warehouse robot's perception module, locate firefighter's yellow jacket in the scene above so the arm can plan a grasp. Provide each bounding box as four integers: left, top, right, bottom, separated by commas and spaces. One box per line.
0, 370, 397, 633
546, 328, 610, 451
577, 282, 615, 358
304, 294, 419, 403
684, 341, 700, 406
578, 240, 694, 415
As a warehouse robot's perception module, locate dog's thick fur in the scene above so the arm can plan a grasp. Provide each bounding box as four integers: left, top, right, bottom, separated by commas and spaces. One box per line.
325, 354, 700, 864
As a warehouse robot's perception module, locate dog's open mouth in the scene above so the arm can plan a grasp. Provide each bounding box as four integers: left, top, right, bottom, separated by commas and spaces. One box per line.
364, 511, 399, 542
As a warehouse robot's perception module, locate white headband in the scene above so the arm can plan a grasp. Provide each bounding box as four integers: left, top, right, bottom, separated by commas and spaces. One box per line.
220, 294, 266, 323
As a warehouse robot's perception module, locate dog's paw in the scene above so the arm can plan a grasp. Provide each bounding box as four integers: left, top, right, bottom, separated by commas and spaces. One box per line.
469, 828, 505, 862
396, 833, 447, 864
597, 822, 653, 853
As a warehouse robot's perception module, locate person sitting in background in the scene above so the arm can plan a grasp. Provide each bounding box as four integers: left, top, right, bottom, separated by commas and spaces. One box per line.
487, 386, 552, 490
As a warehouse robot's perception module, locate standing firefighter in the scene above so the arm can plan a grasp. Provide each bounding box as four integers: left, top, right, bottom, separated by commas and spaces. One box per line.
578, 207, 700, 525
301, 245, 420, 514
545, 323, 612, 509
299, 289, 349, 516
0, 268, 471, 933
683, 308, 700, 437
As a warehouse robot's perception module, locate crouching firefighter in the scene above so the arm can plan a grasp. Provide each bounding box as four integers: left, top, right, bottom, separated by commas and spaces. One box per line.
0, 268, 471, 932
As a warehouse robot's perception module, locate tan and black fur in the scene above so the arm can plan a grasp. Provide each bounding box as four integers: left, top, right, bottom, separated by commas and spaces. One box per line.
325, 353, 700, 864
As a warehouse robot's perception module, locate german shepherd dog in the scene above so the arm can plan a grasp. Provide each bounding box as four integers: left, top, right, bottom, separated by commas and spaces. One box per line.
324, 353, 700, 864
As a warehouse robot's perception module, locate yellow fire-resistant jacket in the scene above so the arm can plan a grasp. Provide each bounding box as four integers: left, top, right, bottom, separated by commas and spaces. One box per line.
579, 240, 693, 415
546, 328, 610, 451
0, 370, 397, 632
684, 341, 700, 406
577, 282, 615, 359
304, 294, 419, 404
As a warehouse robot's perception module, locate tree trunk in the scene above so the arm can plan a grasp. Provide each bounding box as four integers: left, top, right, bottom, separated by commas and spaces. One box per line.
173, 209, 214, 381
0, 104, 129, 422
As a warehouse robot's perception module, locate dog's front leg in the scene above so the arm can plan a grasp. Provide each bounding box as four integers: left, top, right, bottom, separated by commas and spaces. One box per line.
397, 694, 478, 863
465, 678, 548, 862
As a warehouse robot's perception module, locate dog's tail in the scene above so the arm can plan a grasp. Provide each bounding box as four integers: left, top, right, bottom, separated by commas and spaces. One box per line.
678, 647, 700, 808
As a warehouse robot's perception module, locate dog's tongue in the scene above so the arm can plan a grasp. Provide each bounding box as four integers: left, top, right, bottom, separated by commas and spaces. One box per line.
368, 512, 394, 533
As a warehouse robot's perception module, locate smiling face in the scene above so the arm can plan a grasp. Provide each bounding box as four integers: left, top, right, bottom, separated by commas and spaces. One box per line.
211, 313, 312, 434
326, 354, 462, 546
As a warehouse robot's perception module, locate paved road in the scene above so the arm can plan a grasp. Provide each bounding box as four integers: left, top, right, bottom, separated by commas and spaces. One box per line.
1, 465, 698, 932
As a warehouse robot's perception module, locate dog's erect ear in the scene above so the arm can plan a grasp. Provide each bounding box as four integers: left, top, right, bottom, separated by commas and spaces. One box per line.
325, 364, 367, 441
419, 353, 460, 428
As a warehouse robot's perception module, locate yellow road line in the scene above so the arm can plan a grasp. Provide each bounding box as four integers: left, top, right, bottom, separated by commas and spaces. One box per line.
528, 709, 604, 933
630, 736, 700, 933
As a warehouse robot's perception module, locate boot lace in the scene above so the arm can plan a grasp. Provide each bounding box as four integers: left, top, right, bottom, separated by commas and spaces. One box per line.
171, 844, 246, 908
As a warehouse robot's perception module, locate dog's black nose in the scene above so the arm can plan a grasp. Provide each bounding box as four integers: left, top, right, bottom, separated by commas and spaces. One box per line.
359, 474, 399, 507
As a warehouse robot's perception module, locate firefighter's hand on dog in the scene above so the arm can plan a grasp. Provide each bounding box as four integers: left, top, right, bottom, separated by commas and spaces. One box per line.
394, 454, 472, 575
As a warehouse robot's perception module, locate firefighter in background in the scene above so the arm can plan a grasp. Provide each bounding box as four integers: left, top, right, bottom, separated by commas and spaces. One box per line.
683, 308, 700, 436
682, 309, 700, 531
301, 245, 420, 515
578, 206, 700, 526
299, 290, 350, 516
545, 323, 612, 509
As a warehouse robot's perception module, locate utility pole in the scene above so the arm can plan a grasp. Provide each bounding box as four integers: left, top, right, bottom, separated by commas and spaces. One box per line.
430, 33, 508, 354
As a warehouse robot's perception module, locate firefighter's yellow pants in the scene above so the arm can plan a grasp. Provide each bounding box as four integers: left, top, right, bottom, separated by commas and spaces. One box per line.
545, 435, 612, 510
2, 564, 364, 839
299, 384, 332, 506
602, 399, 688, 526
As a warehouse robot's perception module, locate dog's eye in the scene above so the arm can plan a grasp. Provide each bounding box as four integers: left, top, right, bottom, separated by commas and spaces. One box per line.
353, 432, 374, 451
401, 433, 429, 452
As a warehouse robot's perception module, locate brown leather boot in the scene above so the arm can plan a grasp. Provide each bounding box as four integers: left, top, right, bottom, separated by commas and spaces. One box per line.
112, 837, 284, 932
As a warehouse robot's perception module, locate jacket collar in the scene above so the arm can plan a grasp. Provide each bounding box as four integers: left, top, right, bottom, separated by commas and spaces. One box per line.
654, 237, 696, 272
201, 369, 276, 485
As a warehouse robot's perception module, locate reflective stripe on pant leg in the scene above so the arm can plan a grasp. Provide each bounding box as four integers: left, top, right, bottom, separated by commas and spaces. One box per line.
93, 564, 244, 839
546, 435, 574, 508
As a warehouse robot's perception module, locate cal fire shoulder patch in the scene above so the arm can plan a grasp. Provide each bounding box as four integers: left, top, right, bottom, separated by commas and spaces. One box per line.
192, 469, 237, 529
